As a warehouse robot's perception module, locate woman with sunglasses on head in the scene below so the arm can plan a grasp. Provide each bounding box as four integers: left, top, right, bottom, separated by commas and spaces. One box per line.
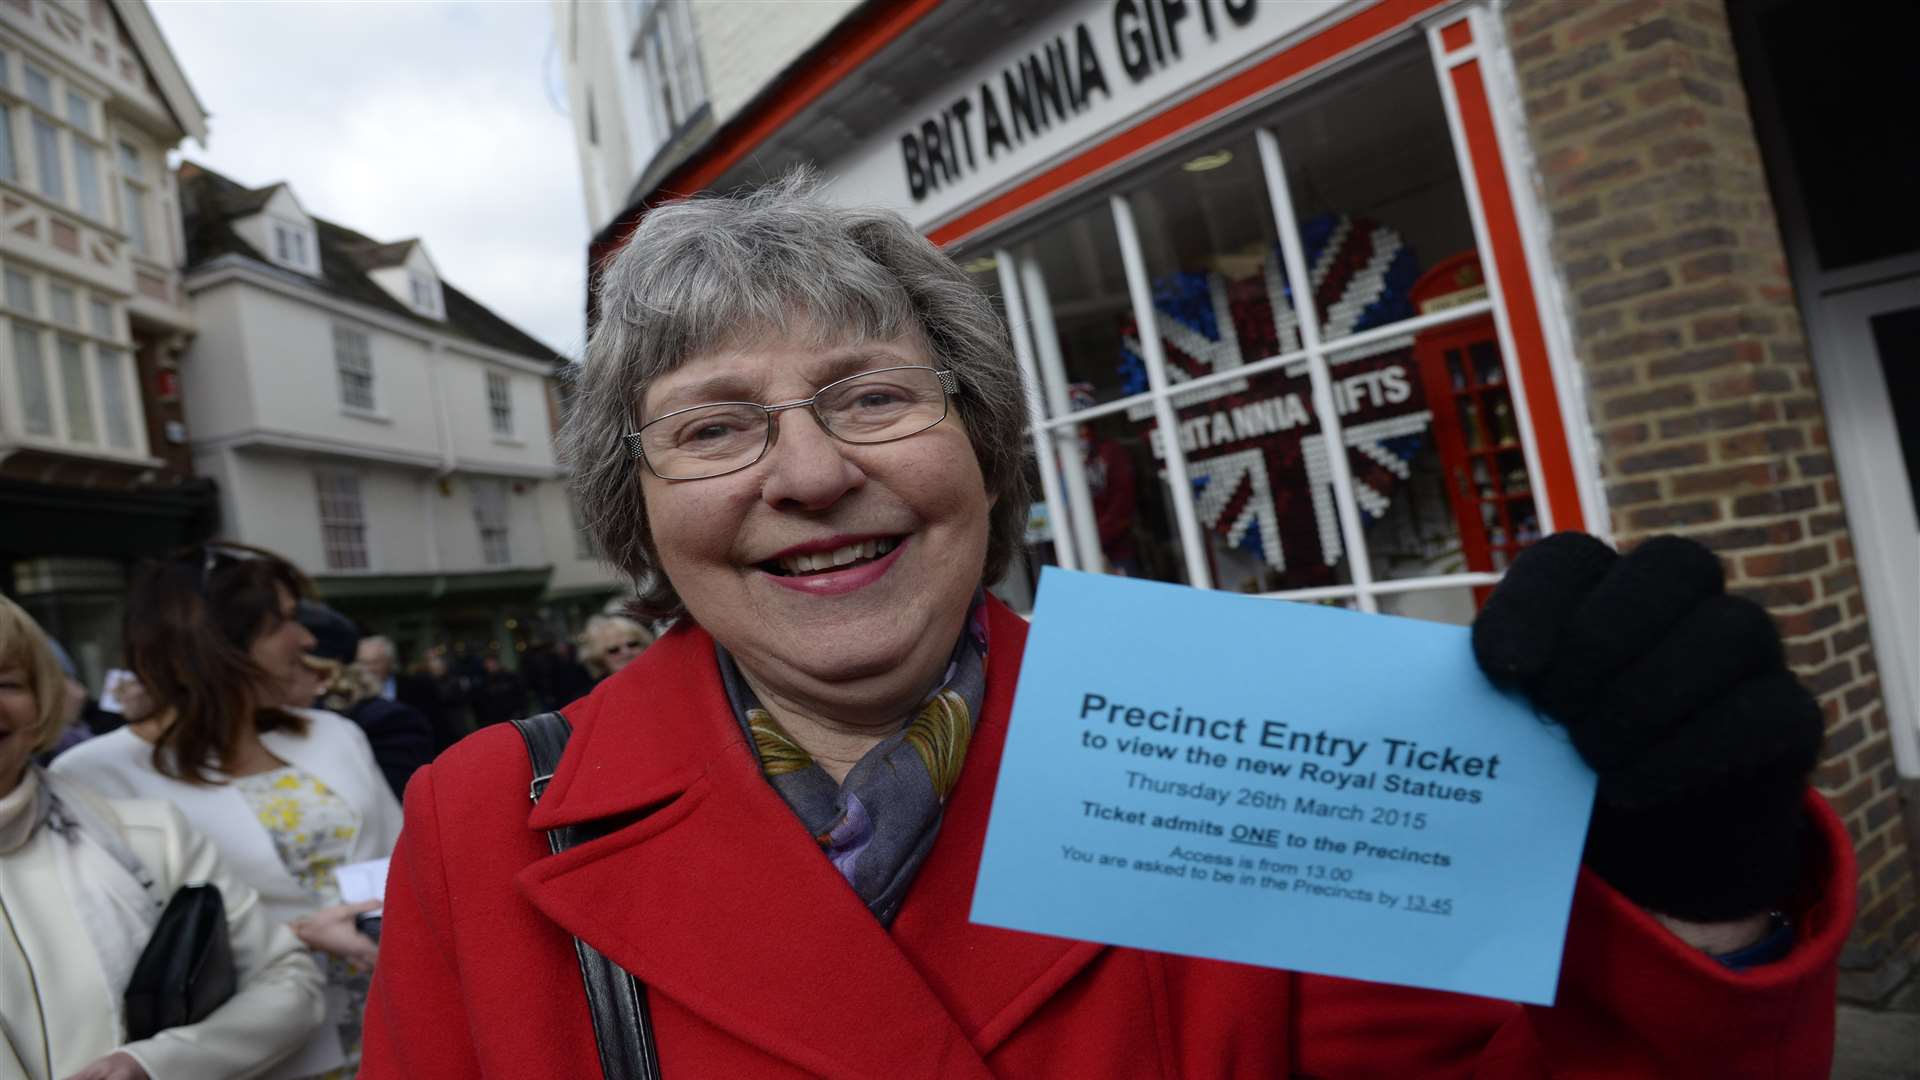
1, 594, 326, 1080
53, 544, 402, 1080
358, 178, 1848, 1078
580, 613, 654, 680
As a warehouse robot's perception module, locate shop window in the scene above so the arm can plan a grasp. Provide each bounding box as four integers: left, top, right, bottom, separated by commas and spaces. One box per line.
998, 33, 1545, 615
1270, 42, 1474, 346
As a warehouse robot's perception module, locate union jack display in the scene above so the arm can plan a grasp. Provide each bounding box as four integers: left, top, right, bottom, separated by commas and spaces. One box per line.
1118, 214, 1434, 584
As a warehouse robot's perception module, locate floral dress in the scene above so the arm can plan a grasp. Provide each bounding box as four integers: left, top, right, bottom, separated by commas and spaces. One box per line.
236, 766, 369, 1080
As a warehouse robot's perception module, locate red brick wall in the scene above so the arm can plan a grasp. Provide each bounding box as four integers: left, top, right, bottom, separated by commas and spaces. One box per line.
1501, 0, 1916, 998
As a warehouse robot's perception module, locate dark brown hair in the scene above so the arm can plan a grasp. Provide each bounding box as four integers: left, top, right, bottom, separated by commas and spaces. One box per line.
125, 542, 311, 784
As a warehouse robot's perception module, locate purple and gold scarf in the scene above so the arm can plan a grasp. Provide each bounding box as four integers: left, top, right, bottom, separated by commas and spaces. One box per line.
720, 598, 989, 925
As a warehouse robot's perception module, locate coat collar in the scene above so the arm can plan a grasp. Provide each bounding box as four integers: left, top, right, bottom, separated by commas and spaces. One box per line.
517, 599, 1104, 1077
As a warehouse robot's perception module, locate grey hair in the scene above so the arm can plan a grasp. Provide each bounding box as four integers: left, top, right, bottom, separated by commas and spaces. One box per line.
561, 172, 1033, 620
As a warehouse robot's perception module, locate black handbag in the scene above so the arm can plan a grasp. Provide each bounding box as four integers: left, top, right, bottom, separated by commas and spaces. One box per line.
123, 883, 238, 1040
512, 712, 662, 1080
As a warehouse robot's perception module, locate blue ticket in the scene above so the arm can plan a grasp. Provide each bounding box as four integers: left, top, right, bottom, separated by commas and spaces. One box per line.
972, 569, 1597, 1005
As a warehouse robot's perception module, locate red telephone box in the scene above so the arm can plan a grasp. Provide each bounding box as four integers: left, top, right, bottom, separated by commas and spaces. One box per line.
1410, 253, 1540, 602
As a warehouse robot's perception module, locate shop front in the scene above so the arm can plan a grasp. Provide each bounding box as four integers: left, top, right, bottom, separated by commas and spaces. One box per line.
593, 0, 1917, 987
695, 0, 1601, 625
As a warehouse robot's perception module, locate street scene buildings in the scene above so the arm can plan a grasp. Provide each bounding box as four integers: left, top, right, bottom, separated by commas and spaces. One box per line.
559, 0, 1917, 1015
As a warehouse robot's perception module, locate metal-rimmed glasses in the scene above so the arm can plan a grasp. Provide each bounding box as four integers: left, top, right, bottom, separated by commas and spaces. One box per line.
623, 365, 961, 481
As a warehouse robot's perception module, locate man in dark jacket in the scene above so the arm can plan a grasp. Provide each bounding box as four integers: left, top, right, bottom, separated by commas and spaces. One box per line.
297, 601, 437, 800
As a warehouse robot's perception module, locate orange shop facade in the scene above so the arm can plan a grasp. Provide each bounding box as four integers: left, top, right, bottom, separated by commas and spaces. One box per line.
600, 0, 1918, 995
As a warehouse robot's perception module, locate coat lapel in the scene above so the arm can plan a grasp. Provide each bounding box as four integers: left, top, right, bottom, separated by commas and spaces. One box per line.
516, 625, 996, 1080
890, 601, 1108, 1051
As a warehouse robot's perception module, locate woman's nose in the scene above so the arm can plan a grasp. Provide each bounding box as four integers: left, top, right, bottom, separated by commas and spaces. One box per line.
758, 409, 864, 511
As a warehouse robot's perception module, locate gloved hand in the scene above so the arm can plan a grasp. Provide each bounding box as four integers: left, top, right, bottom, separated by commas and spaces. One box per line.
1472, 532, 1825, 922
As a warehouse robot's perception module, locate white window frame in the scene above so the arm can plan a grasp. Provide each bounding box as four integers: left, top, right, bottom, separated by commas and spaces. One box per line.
333, 324, 376, 413
992, 28, 1554, 617
0, 264, 146, 458
408, 270, 442, 318
315, 469, 372, 571
486, 370, 514, 436
631, 0, 707, 137
0, 59, 112, 227
268, 215, 318, 274
471, 478, 512, 566
116, 138, 152, 256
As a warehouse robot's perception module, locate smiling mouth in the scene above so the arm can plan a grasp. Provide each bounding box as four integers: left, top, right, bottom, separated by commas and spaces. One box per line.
761, 537, 902, 577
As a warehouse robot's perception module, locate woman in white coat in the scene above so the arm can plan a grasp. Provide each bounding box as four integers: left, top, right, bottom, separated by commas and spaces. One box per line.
1, 595, 325, 1080
54, 546, 403, 1080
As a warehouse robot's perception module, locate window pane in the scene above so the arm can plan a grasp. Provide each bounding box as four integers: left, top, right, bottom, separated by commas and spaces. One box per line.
1271, 41, 1473, 344
121, 180, 149, 255
487, 371, 512, 433
316, 472, 370, 570
334, 325, 374, 409
0, 106, 16, 183
1336, 313, 1540, 590
58, 337, 94, 444
48, 284, 77, 327
116, 140, 142, 179
72, 142, 102, 219
1129, 133, 1301, 376
64, 90, 91, 135
1154, 361, 1347, 593
1377, 586, 1478, 627
87, 297, 112, 338
31, 115, 62, 200
23, 66, 52, 111
96, 348, 132, 450
1015, 202, 1136, 407
5, 269, 34, 313
12, 326, 52, 435
1056, 404, 1190, 585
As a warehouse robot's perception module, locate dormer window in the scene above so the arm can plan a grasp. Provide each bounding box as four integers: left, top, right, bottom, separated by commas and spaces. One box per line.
408, 271, 443, 318
268, 215, 318, 274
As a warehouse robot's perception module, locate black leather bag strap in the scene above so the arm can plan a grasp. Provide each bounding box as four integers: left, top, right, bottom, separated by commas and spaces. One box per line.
511, 712, 663, 1080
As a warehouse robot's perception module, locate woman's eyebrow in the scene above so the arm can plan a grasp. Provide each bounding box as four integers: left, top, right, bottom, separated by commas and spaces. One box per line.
645, 348, 918, 415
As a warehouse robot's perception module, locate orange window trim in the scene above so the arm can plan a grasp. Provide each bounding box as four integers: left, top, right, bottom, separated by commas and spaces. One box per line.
1448, 56, 1585, 532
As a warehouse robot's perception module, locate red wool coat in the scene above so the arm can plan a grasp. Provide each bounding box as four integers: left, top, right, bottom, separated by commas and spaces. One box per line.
361, 599, 1852, 1079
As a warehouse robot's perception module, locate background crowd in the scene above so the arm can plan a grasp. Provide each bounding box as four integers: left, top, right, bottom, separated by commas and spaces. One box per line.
0, 540, 648, 1080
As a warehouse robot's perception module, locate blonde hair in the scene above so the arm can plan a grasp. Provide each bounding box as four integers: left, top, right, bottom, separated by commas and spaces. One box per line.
0, 595, 74, 754
581, 614, 654, 678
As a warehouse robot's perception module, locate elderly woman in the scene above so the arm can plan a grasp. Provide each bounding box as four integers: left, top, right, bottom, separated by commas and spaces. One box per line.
1, 595, 326, 1080
580, 614, 655, 680
360, 180, 1847, 1077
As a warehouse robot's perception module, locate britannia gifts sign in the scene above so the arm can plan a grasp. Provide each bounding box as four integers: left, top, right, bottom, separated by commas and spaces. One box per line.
1118, 214, 1436, 585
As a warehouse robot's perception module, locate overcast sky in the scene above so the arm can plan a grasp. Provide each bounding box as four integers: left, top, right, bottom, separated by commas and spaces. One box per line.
150, 0, 588, 359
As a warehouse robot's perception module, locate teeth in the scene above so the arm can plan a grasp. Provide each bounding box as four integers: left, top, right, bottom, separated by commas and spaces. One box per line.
776, 537, 900, 575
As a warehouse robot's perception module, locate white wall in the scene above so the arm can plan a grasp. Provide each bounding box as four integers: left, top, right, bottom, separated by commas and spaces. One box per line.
444, 347, 556, 475
177, 285, 261, 443
433, 473, 552, 572
538, 479, 620, 593
689, 1, 856, 132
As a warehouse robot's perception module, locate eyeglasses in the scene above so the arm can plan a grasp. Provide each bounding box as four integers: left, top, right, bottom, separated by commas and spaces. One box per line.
623, 365, 960, 481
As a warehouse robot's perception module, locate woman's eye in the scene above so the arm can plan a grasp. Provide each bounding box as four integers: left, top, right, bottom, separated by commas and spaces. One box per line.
682, 419, 747, 445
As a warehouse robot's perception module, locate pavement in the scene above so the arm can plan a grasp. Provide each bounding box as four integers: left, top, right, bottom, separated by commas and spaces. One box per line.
1835, 974, 1920, 1080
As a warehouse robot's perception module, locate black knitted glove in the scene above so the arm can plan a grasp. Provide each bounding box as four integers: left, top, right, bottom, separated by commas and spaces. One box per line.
1472, 532, 1825, 922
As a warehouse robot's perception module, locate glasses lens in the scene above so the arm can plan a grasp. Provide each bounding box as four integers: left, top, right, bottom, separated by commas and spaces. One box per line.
816, 367, 948, 444
640, 403, 769, 479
